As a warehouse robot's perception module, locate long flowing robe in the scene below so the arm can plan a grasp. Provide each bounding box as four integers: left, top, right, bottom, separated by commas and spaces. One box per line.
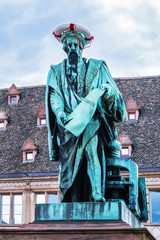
46, 58, 126, 201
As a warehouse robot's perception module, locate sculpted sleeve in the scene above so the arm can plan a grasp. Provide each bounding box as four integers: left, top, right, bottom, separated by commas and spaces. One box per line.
46, 68, 60, 161
47, 68, 65, 117
99, 63, 127, 123
50, 89, 65, 117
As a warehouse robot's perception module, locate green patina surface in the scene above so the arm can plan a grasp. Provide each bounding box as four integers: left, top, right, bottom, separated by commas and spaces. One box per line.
45, 25, 148, 222
35, 201, 142, 227
46, 28, 126, 203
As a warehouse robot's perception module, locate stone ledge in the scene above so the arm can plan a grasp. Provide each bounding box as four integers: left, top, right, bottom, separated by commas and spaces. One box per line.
0, 222, 156, 240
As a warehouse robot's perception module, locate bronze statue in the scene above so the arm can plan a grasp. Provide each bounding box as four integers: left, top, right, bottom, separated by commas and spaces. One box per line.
46, 24, 126, 202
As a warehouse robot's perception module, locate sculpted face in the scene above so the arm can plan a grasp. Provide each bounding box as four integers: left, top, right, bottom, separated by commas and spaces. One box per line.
63, 37, 82, 65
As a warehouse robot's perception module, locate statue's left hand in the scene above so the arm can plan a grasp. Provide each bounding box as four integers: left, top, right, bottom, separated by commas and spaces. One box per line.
101, 83, 112, 98
57, 111, 67, 127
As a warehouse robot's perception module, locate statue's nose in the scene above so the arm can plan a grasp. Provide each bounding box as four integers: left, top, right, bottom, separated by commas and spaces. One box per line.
71, 44, 75, 51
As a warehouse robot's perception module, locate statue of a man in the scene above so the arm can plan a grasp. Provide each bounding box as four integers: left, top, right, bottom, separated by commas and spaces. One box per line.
46, 24, 126, 203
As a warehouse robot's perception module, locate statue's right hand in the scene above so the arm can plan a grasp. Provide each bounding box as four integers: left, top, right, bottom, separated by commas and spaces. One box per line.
57, 111, 67, 127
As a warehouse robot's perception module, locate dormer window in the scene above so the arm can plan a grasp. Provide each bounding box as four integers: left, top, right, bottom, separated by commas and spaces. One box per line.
7, 84, 20, 105
0, 112, 8, 130
125, 98, 140, 122
119, 133, 132, 158
36, 104, 46, 127
22, 137, 37, 162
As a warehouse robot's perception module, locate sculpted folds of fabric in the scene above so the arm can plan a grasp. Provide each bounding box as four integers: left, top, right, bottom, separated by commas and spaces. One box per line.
46, 57, 126, 202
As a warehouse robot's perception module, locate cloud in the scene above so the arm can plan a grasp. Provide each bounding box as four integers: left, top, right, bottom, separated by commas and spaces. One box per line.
0, 0, 159, 88
0, 0, 36, 5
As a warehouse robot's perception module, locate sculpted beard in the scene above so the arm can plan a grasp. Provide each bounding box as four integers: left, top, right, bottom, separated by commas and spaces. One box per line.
66, 52, 78, 83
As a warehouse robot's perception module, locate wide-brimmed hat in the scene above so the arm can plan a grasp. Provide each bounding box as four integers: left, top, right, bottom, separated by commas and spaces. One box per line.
53, 23, 94, 49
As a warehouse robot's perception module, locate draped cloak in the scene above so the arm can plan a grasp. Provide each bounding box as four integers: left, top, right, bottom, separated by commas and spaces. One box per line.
46, 58, 126, 201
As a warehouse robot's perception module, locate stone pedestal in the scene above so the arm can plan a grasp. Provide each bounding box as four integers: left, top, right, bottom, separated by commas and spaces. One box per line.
0, 202, 156, 240
35, 201, 141, 228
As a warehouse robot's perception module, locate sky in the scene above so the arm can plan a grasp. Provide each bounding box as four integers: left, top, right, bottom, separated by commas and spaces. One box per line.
0, 0, 160, 88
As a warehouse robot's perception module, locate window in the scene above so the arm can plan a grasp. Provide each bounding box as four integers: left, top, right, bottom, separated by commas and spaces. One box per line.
0, 121, 5, 129
0, 194, 22, 225
150, 191, 160, 223
36, 194, 45, 204
10, 96, 17, 104
48, 193, 58, 203
37, 117, 46, 127
8, 95, 19, 105
13, 195, 22, 224
128, 112, 136, 120
26, 152, 33, 160
121, 147, 129, 156
35, 192, 58, 204
120, 145, 132, 158
1, 195, 10, 224
40, 118, 46, 126
23, 151, 35, 162
126, 110, 139, 122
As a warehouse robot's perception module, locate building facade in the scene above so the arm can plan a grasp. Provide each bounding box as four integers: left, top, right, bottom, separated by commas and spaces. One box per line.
0, 76, 159, 238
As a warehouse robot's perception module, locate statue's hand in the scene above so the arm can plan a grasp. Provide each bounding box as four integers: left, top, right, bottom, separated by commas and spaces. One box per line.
57, 111, 67, 127
101, 83, 112, 98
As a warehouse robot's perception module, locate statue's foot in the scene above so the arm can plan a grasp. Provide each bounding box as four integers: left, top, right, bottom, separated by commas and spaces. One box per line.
93, 193, 106, 202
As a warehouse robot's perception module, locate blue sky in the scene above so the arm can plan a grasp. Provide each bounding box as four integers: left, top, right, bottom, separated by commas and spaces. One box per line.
0, 0, 160, 88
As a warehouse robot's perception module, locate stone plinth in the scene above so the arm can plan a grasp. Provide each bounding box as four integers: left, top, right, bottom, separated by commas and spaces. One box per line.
35, 201, 141, 228
0, 221, 156, 240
